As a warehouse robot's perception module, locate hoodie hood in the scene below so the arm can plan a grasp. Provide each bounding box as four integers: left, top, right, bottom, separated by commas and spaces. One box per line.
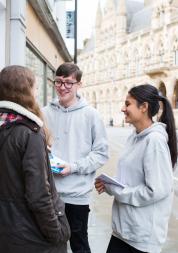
50, 95, 88, 112
133, 122, 168, 142
0, 101, 43, 127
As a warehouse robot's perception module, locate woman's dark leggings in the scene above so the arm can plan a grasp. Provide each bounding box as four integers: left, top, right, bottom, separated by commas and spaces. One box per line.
106, 235, 148, 253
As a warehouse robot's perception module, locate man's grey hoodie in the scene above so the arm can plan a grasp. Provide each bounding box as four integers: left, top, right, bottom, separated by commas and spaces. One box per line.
105, 123, 174, 253
42, 96, 108, 205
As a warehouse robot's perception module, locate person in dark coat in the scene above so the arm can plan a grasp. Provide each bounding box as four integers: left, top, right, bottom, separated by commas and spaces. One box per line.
0, 65, 70, 253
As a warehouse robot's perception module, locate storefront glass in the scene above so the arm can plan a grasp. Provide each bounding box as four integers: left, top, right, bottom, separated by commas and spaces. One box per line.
26, 46, 55, 106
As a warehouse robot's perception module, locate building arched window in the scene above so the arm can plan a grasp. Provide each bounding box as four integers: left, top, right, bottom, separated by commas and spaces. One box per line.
133, 48, 140, 75
92, 91, 97, 109
172, 37, 178, 66
158, 41, 164, 63
144, 45, 151, 66
159, 82, 166, 97
173, 81, 178, 108
123, 52, 129, 78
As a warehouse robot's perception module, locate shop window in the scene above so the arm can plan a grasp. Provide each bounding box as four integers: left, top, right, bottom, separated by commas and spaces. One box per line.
26, 45, 55, 106
47, 67, 55, 103
26, 47, 45, 107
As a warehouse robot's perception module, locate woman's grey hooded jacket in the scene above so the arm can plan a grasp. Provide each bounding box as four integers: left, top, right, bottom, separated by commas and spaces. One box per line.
106, 123, 174, 253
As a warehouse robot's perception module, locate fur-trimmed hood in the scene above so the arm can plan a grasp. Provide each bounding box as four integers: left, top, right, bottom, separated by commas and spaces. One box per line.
0, 101, 43, 127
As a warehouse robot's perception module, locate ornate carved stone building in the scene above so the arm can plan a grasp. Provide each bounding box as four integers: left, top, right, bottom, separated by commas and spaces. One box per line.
78, 0, 178, 126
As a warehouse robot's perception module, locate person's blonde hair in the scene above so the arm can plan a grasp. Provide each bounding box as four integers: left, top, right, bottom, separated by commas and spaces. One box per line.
0, 65, 51, 145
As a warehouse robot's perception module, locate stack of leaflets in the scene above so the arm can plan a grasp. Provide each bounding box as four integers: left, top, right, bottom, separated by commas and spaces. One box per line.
49, 153, 66, 174
96, 173, 125, 188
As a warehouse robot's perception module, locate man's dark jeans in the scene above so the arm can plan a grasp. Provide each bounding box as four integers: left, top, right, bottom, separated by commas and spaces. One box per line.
65, 203, 91, 253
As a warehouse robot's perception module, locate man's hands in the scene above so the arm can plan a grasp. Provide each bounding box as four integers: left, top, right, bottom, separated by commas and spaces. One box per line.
58, 164, 71, 176
95, 179, 105, 194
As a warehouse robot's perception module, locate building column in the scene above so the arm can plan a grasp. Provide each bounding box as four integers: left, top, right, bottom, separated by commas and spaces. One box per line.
0, 0, 6, 69
10, 0, 26, 65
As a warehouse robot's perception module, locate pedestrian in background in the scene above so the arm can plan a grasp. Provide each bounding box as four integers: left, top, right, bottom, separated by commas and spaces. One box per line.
42, 62, 109, 253
95, 84, 177, 253
0, 65, 70, 253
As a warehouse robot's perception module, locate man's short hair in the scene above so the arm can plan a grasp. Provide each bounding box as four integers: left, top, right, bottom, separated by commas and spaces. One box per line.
56, 62, 82, 82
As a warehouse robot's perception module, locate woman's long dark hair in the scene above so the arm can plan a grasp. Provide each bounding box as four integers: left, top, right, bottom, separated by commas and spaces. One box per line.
129, 84, 177, 168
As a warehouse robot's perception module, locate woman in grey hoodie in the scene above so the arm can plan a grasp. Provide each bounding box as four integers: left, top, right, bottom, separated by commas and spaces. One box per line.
95, 84, 177, 253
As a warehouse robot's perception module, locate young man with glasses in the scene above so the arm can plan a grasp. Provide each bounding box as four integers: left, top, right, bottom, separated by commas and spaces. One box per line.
42, 62, 108, 253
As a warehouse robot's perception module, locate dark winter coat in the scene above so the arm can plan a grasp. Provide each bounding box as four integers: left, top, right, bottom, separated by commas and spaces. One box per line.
0, 103, 70, 253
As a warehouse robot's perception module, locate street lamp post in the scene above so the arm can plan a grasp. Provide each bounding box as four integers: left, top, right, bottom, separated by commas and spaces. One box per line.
74, 0, 77, 63
55, 0, 77, 63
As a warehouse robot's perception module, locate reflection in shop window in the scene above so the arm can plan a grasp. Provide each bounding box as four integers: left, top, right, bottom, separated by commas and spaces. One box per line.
26, 47, 45, 107
47, 66, 55, 103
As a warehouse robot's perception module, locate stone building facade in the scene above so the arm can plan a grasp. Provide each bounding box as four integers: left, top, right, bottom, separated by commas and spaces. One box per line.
78, 0, 178, 127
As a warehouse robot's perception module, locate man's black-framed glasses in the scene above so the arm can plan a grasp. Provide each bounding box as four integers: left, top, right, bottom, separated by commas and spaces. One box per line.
53, 79, 78, 89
